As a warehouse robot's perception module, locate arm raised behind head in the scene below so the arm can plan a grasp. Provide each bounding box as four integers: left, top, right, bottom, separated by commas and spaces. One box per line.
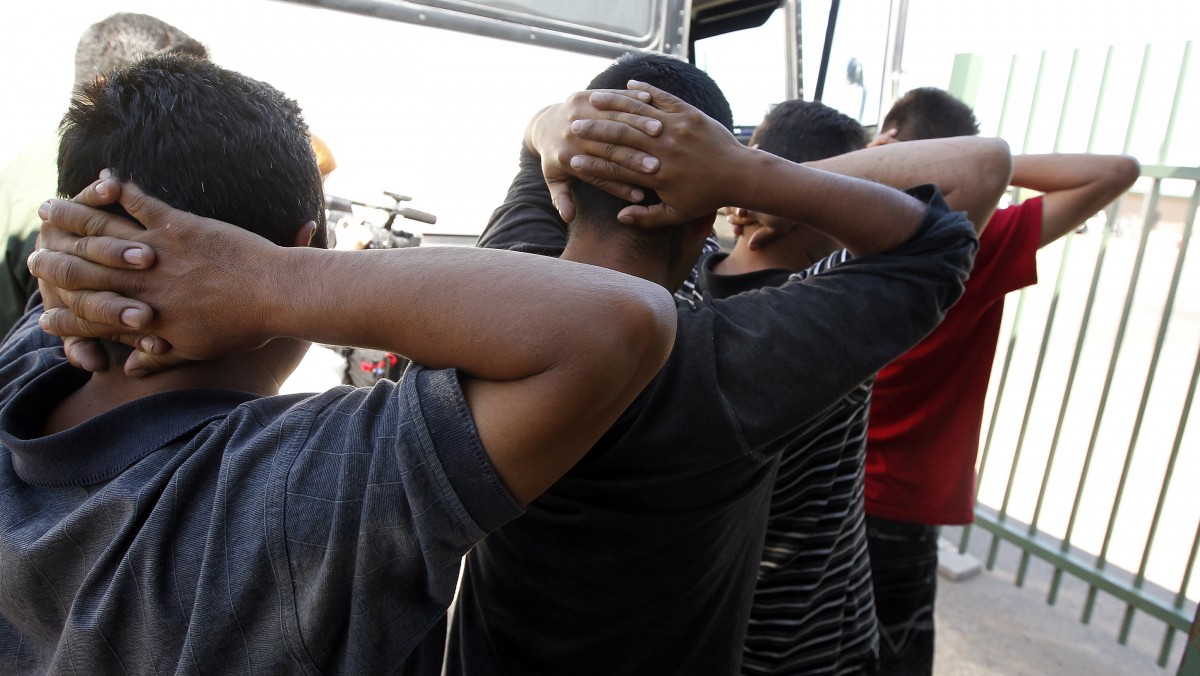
31, 180, 677, 505
567, 81, 928, 256
804, 136, 1013, 235
1007, 153, 1140, 247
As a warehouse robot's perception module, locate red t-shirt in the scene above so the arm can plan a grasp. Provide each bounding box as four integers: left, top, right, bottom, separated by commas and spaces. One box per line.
864, 197, 1043, 525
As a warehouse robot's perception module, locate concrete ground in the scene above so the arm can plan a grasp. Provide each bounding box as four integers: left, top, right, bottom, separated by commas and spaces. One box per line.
935, 525, 1189, 675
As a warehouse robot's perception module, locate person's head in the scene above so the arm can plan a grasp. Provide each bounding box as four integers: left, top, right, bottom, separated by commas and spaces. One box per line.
73, 12, 209, 88
569, 53, 733, 278
879, 87, 980, 141
57, 54, 326, 366
733, 100, 867, 258
750, 99, 868, 164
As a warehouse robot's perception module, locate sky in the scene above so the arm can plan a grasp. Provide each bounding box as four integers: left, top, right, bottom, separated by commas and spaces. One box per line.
1, 0, 1196, 232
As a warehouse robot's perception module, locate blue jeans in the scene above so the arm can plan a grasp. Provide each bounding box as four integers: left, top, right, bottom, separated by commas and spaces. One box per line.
866, 515, 939, 676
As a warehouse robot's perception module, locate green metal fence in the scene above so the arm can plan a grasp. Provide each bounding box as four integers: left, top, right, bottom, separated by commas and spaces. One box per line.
946, 42, 1198, 671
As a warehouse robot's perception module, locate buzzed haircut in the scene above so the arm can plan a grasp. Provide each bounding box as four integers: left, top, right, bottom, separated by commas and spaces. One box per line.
568, 53, 733, 263
751, 99, 868, 164
73, 12, 209, 87
58, 54, 326, 249
881, 87, 980, 141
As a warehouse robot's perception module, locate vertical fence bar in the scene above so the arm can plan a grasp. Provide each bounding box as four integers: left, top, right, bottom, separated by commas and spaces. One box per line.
1078, 178, 1159, 626
1046, 44, 1121, 605
985, 50, 1050, 571
1116, 186, 1196, 645
1158, 332, 1200, 666
1014, 48, 1083, 588
1080, 43, 1157, 624
1117, 43, 1196, 646
1156, 41, 1190, 164
1182, 603, 1200, 675
960, 52, 1023, 555
1166, 509, 1200, 668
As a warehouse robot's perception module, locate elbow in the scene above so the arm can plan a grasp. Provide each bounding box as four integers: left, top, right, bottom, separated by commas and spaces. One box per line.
1112, 155, 1142, 192
982, 139, 1015, 206
596, 285, 676, 402
628, 287, 677, 384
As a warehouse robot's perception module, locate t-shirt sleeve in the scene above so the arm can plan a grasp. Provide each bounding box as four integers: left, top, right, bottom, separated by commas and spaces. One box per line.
975, 196, 1043, 296
276, 366, 522, 672
476, 145, 569, 252
694, 184, 978, 453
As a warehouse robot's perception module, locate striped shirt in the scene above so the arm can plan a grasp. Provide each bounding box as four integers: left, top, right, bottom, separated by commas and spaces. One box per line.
695, 249, 879, 675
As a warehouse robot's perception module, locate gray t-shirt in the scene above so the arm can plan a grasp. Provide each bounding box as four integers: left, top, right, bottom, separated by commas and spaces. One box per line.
0, 305, 522, 675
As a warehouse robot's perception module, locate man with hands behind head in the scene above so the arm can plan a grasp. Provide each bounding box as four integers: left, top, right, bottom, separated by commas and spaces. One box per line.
710, 99, 1010, 675
7, 54, 675, 675
864, 87, 1140, 676
444, 53, 978, 675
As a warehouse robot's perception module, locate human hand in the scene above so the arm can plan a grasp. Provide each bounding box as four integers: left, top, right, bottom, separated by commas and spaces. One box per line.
526, 90, 664, 222
725, 206, 756, 238
568, 80, 752, 228
32, 174, 162, 373
869, 128, 899, 147
737, 210, 799, 251
30, 181, 286, 375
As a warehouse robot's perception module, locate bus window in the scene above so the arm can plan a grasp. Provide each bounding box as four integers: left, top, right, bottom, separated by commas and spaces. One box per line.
280, 0, 688, 57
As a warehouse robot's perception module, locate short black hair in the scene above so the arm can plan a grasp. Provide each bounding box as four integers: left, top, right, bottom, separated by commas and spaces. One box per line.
569, 53, 733, 264
881, 87, 980, 141
74, 13, 209, 87
58, 53, 326, 249
751, 99, 868, 163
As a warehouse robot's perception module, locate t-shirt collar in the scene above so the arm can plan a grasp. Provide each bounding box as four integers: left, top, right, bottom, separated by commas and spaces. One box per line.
0, 362, 258, 487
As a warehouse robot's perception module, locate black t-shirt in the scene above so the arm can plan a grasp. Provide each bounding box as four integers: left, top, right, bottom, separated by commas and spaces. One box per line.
447, 146, 977, 675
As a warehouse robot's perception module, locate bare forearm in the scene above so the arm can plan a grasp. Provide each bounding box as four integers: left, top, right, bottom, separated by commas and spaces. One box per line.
263, 245, 671, 381
1011, 154, 1140, 246
1011, 153, 1139, 193
738, 150, 926, 256
807, 137, 1013, 233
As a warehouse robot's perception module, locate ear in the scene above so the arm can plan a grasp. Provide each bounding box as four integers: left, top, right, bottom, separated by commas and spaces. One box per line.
292, 220, 317, 248
674, 215, 714, 248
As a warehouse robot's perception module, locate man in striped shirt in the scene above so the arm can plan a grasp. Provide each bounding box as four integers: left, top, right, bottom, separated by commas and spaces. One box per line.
712, 100, 1010, 675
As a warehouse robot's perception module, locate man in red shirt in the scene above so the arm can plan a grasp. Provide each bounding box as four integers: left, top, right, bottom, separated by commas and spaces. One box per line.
864, 87, 1141, 675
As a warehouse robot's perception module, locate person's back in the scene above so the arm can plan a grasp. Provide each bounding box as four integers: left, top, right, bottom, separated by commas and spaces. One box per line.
2, 53, 676, 675
448, 58, 978, 675
863, 87, 1139, 675
696, 100, 881, 674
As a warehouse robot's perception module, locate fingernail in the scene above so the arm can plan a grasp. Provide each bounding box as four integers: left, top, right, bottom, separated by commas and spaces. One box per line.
570, 156, 585, 168
95, 181, 110, 198
571, 120, 585, 132
123, 248, 144, 265
139, 337, 157, 352
641, 156, 659, 171
25, 249, 39, 272
120, 308, 144, 328
38, 312, 50, 330
100, 168, 112, 179
646, 120, 662, 133
630, 189, 645, 202
38, 201, 51, 220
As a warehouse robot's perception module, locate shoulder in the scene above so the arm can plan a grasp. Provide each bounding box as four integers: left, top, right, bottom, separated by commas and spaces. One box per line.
980, 197, 1044, 255
985, 197, 1044, 236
